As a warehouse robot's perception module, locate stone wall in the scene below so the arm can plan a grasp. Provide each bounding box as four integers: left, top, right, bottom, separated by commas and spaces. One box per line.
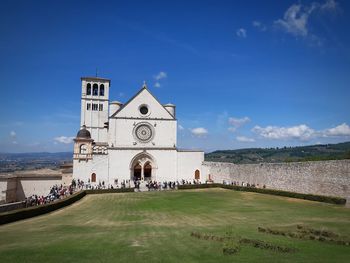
0, 179, 7, 204
203, 160, 350, 200
0, 164, 73, 204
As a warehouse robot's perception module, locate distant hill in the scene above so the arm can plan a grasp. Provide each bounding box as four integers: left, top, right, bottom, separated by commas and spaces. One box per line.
205, 142, 350, 164
0, 152, 72, 173
2, 142, 350, 172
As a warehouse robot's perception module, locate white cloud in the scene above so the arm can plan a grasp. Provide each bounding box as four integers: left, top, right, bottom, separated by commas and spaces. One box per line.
229, 116, 250, 126
190, 127, 208, 137
321, 0, 338, 11
252, 124, 315, 141
228, 116, 250, 132
13, 121, 24, 126
274, 4, 309, 37
12, 141, 18, 144
153, 71, 167, 88
154, 71, 167, 81
251, 122, 350, 141
252, 20, 267, 31
274, 0, 339, 38
236, 28, 247, 38
236, 136, 255, 143
10, 131, 16, 138
228, 127, 238, 132
54, 136, 75, 144
252, 21, 261, 27
178, 124, 184, 131
323, 123, 350, 137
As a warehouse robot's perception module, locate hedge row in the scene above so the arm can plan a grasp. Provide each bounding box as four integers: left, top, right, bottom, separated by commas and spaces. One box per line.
178, 184, 222, 190
85, 188, 135, 194
0, 188, 135, 225
178, 184, 346, 205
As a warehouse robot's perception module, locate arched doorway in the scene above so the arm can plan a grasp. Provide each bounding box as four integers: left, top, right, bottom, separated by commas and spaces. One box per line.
130, 152, 157, 181
195, 170, 200, 180
133, 163, 142, 181
144, 162, 152, 181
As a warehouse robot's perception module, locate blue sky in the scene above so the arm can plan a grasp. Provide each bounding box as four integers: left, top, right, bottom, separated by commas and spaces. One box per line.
0, 0, 349, 153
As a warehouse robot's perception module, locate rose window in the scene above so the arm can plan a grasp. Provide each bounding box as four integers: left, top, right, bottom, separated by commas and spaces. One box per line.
134, 123, 153, 142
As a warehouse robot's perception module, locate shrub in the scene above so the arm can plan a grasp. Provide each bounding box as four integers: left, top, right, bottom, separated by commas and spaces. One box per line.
238, 238, 296, 253
178, 184, 222, 190
223, 242, 240, 255
258, 225, 350, 246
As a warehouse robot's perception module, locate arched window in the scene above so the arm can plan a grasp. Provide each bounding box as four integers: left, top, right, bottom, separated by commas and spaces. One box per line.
195, 169, 200, 180
80, 144, 87, 154
93, 83, 98, 96
91, 173, 96, 183
100, 84, 105, 96
86, 83, 91, 95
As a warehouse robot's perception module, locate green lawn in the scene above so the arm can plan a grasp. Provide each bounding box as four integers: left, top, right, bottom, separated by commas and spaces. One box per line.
0, 188, 349, 262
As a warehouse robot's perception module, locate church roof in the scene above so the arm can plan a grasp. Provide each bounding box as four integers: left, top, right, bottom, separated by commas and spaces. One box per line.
163, 103, 175, 107
110, 100, 123, 105
76, 125, 91, 139
110, 82, 174, 119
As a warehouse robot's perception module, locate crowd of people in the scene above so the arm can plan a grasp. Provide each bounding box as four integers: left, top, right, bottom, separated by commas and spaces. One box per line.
223, 180, 266, 189
142, 180, 177, 191
133, 179, 202, 191
83, 178, 202, 191
24, 183, 75, 207
23, 177, 267, 208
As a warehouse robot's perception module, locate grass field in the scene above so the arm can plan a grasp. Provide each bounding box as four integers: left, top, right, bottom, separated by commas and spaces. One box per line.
0, 188, 349, 262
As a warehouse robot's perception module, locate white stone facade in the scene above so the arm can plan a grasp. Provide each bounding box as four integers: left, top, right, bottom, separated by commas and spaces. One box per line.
73, 77, 205, 186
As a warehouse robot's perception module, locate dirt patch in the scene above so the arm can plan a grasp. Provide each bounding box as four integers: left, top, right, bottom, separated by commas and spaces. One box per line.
239, 192, 257, 200
130, 240, 143, 247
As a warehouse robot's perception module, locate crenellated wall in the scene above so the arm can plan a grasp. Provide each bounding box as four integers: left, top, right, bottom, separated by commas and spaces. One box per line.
203, 160, 350, 200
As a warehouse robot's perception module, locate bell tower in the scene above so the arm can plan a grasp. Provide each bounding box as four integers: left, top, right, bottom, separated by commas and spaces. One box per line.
80, 77, 110, 143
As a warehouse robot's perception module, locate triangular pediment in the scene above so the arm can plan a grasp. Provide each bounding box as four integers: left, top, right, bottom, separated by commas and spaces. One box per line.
112, 86, 174, 119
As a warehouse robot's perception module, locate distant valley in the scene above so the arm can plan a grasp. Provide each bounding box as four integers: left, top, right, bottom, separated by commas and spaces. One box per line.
0, 152, 72, 173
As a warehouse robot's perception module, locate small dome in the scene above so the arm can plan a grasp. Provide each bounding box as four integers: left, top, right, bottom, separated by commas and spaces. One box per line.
110, 100, 123, 105
76, 125, 91, 139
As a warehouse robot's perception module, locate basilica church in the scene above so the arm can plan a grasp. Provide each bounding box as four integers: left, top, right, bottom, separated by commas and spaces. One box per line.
73, 77, 205, 186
